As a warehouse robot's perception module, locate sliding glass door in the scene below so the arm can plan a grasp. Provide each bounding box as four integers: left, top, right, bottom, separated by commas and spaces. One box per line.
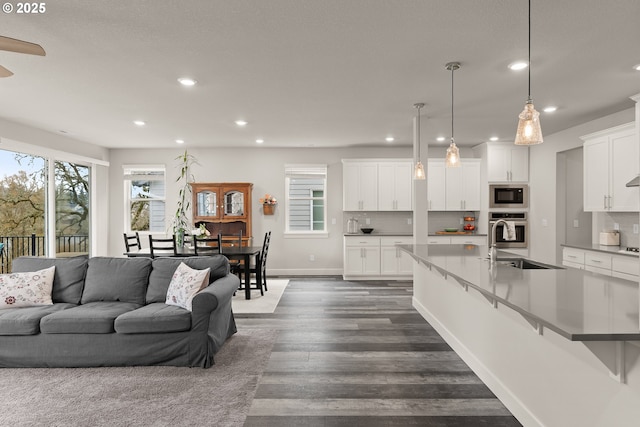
54, 161, 90, 257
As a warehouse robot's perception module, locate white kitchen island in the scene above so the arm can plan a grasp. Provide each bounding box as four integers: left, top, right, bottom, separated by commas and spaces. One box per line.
400, 244, 640, 427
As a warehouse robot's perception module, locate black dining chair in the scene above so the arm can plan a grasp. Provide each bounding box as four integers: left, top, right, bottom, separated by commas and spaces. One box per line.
240, 231, 270, 296
223, 231, 243, 274
123, 232, 142, 255
148, 235, 178, 258
193, 233, 222, 256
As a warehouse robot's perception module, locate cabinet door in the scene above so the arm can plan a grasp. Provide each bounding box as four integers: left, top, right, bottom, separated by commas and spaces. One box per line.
445, 166, 464, 210
583, 137, 610, 212
427, 160, 446, 211
427, 236, 451, 244
380, 246, 400, 275
378, 163, 396, 211
397, 250, 415, 275
487, 146, 511, 182
195, 189, 219, 219
362, 247, 381, 275
610, 129, 639, 211
221, 187, 247, 219
359, 163, 378, 210
344, 247, 364, 275
390, 162, 413, 210
509, 148, 529, 182
461, 160, 481, 210
343, 163, 361, 211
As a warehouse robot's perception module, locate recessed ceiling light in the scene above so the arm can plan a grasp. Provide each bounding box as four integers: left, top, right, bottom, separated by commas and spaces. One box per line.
235, 120, 248, 126
175, 139, 185, 144
509, 61, 528, 71
178, 77, 197, 86
633, 64, 640, 71
490, 136, 499, 141
385, 136, 395, 143
133, 120, 146, 126
543, 106, 557, 113
256, 139, 264, 144
436, 136, 446, 142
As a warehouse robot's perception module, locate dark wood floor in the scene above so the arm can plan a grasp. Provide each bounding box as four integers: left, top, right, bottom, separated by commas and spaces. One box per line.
236, 278, 522, 427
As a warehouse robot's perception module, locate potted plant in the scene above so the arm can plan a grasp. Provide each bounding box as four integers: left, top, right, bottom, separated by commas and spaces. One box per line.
172, 150, 198, 246
259, 194, 277, 215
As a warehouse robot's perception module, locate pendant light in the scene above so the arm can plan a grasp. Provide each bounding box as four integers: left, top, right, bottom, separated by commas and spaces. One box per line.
413, 103, 426, 180
445, 62, 461, 168
514, 0, 543, 145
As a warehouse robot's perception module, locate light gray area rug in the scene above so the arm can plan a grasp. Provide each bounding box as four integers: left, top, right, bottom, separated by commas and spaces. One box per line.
0, 328, 277, 427
232, 279, 288, 314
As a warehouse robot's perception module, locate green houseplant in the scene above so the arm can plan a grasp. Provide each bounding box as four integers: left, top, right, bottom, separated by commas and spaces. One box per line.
172, 150, 198, 246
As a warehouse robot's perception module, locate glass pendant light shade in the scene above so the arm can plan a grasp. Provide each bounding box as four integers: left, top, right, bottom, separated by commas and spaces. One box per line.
414, 161, 426, 179
445, 139, 460, 167
515, 100, 543, 145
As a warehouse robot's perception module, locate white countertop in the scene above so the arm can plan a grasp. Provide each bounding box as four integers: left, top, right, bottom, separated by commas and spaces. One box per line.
399, 244, 640, 341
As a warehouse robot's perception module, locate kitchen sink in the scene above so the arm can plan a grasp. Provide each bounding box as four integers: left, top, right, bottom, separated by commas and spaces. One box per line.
496, 258, 563, 270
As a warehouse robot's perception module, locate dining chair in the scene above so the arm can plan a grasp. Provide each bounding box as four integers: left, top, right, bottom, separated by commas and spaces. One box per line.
223, 231, 244, 274
148, 235, 178, 258
0, 242, 4, 258
240, 231, 270, 296
193, 233, 222, 256
123, 232, 141, 255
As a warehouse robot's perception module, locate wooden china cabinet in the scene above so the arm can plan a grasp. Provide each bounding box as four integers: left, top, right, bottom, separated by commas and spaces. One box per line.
191, 183, 253, 246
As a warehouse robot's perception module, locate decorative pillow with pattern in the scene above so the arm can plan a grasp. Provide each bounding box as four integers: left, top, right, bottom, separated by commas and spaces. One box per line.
0, 266, 56, 308
165, 262, 210, 311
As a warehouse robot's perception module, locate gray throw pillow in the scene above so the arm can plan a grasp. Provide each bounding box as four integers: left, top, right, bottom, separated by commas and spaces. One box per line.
81, 257, 152, 305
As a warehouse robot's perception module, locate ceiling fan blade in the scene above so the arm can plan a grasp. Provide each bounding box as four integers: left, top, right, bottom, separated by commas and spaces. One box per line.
0, 64, 14, 77
0, 36, 46, 56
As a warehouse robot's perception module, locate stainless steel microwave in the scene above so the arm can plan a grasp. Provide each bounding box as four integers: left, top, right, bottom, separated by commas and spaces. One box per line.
489, 184, 528, 208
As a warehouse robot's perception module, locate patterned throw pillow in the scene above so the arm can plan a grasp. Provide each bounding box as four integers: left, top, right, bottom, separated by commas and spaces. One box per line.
0, 266, 56, 308
165, 262, 210, 311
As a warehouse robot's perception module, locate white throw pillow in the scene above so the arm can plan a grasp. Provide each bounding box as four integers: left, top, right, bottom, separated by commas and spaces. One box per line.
0, 266, 56, 308
165, 262, 210, 311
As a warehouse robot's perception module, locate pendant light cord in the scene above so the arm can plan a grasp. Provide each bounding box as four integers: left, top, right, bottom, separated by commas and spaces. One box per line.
414, 103, 423, 159
528, 0, 531, 101
451, 66, 455, 142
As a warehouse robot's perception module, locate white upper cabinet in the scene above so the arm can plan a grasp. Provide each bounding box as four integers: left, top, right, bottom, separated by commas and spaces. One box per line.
487, 144, 529, 182
427, 159, 446, 211
343, 161, 378, 211
378, 161, 413, 211
343, 159, 413, 211
582, 123, 638, 212
445, 159, 481, 211
428, 159, 480, 211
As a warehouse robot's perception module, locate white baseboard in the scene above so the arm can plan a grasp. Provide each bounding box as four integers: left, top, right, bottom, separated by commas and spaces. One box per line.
412, 296, 543, 427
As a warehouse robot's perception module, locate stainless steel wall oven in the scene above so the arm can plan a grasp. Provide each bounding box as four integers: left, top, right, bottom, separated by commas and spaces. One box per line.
489, 212, 528, 248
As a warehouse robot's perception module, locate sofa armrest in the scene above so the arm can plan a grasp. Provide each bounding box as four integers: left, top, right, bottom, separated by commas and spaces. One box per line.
191, 274, 239, 320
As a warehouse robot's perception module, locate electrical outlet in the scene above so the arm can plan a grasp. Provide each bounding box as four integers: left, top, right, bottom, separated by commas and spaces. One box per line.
407, 218, 412, 225
309, 254, 315, 261
573, 219, 579, 228
614, 223, 620, 230
542, 219, 548, 227
634, 224, 639, 234
365, 218, 371, 225
331, 218, 336, 225
460, 218, 464, 225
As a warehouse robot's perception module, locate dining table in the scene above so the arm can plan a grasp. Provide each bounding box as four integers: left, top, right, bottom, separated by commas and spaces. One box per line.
124, 245, 262, 300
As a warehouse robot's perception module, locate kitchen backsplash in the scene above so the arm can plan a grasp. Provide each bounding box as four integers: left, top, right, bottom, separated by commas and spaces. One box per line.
596, 212, 640, 247
428, 211, 485, 234
343, 211, 413, 234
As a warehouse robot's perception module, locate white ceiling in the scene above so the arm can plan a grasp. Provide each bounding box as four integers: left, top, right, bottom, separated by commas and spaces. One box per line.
1, 0, 639, 149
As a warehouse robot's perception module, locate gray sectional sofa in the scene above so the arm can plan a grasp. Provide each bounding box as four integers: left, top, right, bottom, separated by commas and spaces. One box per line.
0, 255, 239, 368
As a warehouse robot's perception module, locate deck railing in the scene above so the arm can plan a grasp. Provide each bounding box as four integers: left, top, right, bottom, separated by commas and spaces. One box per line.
0, 234, 89, 273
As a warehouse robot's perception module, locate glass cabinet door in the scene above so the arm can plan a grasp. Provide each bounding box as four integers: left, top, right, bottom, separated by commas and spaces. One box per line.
197, 190, 218, 218
223, 190, 244, 216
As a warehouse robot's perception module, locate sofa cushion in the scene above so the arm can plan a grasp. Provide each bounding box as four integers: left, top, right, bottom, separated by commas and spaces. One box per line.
146, 256, 228, 303
11, 256, 88, 304
40, 301, 141, 334
0, 303, 76, 335
114, 303, 192, 334
0, 266, 55, 308
81, 257, 152, 305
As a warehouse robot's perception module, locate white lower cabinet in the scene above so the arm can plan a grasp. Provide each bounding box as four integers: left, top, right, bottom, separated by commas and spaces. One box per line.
380, 237, 414, 276
344, 235, 412, 279
562, 246, 639, 280
427, 235, 487, 246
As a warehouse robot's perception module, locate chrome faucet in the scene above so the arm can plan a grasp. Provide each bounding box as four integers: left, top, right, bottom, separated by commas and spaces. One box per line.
489, 219, 509, 264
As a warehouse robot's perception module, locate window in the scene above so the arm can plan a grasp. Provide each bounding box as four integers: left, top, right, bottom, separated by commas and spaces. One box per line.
285, 164, 327, 235
124, 165, 166, 232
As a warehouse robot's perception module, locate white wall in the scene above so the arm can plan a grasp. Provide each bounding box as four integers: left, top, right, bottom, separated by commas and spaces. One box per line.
108, 145, 411, 275
529, 107, 635, 264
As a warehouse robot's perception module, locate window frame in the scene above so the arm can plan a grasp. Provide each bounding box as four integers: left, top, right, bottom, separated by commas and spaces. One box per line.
284, 164, 328, 238
123, 165, 166, 234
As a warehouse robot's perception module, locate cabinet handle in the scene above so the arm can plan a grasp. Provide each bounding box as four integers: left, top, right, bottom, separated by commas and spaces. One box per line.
603, 195, 607, 210
608, 195, 612, 209
567, 255, 577, 259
